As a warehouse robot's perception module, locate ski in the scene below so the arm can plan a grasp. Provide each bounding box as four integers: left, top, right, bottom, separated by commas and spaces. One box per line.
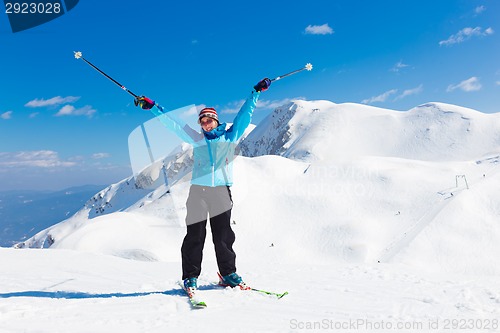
217, 272, 288, 299
189, 297, 207, 309
179, 282, 207, 308
250, 288, 289, 299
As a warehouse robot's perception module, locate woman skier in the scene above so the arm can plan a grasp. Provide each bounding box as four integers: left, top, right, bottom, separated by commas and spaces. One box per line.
158, 78, 271, 295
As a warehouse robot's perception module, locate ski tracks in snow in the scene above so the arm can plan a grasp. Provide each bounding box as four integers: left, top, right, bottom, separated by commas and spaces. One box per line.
378, 156, 500, 263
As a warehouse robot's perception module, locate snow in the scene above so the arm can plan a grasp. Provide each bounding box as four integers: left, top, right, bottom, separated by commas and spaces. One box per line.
2, 100, 500, 332
1, 247, 499, 332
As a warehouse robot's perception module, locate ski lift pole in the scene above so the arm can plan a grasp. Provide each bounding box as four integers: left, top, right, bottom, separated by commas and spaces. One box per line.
73, 51, 164, 111
271, 63, 313, 82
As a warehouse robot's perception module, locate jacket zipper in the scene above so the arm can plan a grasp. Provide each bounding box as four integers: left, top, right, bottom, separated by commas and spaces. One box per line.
206, 139, 215, 187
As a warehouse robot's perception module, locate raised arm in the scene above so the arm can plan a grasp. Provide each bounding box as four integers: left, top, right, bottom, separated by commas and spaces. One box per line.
156, 110, 203, 144
225, 78, 271, 142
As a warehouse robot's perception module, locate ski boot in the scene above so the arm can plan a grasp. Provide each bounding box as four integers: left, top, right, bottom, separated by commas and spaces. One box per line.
218, 272, 250, 290
183, 277, 198, 298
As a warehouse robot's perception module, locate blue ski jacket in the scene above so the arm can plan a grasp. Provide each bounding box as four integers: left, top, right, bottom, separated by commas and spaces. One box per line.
161, 91, 260, 187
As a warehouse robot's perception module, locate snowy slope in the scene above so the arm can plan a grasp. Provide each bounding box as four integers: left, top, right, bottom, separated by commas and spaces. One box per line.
240, 100, 500, 162
3, 99, 500, 332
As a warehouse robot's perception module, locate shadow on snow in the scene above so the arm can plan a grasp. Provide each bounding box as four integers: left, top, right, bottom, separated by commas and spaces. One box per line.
0, 284, 220, 300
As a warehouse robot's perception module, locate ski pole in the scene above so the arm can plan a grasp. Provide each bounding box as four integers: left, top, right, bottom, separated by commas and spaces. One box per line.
271, 63, 313, 82
73, 51, 164, 111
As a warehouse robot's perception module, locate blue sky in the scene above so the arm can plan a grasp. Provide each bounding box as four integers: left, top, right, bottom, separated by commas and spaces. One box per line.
0, 0, 498, 191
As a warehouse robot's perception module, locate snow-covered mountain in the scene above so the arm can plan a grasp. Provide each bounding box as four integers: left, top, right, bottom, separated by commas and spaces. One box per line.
240, 100, 500, 162
17, 99, 500, 273
4, 100, 500, 332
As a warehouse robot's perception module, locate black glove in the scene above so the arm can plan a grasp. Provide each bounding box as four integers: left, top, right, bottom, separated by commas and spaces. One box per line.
254, 78, 271, 92
134, 96, 155, 110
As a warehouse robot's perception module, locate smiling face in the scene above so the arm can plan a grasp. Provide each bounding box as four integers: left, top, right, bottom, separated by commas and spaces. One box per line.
200, 116, 218, 132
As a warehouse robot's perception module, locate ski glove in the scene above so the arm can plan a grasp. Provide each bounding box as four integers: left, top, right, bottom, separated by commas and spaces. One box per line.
134, 96, 155, 110
254, 78, 271, 92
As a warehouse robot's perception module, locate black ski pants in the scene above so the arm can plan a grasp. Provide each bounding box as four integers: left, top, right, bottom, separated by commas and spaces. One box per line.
181, 185, 236, 280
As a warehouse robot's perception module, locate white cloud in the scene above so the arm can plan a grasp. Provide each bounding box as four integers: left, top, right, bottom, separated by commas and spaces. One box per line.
1, 111, 13, 119
220, 100, 244, 114
258, 97, 306, 110
361, 89, 398, 104
0, 151, 131, 190
447, 77, 482, 92
92, 153, 110, 159
439, 26, 494, 46
305, 24, 334, 35
25, 96, 80, 107
55, 105, 96, 117
394, 85, 423, 101
496, 81, 500, 86
176, 105, 204, 122
218, 97, 305, 115
0, 150, 76, 169
474, 5, 486, 15
390, 61, 409, 73
29, 112, 39, 118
